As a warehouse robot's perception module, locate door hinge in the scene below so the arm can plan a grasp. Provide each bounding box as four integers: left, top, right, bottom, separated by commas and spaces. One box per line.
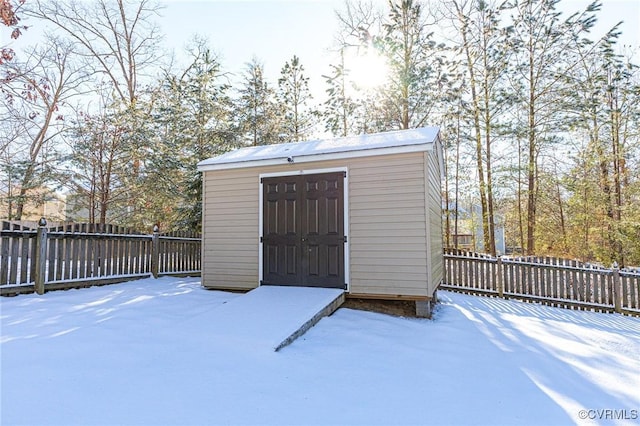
343, 235, 348, 243
343, 171, 347, 178
260, 236, 263, 243
260, 177, 264, 183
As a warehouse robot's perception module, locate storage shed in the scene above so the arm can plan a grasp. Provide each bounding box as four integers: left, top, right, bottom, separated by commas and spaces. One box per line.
197, 127, 444, 316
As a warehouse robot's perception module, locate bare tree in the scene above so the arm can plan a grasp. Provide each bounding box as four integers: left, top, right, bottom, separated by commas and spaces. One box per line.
26, 0, 164, 224
28, 0, 162, 106
0, 35, 87, 219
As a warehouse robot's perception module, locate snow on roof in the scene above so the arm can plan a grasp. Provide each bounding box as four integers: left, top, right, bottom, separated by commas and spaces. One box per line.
197, 127, 440, 171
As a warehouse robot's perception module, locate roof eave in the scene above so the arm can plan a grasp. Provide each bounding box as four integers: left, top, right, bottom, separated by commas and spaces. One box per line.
197, 142, 434, 172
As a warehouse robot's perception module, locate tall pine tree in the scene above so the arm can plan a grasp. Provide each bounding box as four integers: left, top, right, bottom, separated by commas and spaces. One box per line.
236, 58, 283, 146
277, 55, 316, 141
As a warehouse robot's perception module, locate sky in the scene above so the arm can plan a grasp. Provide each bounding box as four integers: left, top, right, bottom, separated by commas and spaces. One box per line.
157, 0, 345, 97
2, 0, 639, 100
155, 0, 640, 96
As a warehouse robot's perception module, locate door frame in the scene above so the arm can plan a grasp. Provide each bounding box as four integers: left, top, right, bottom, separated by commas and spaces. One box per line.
258, 167, 349, 291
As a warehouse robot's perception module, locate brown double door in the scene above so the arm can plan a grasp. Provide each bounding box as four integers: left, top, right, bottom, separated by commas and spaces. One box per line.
262, 172, 346, 289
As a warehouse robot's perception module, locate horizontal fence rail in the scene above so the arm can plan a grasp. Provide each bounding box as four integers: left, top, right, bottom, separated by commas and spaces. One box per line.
442, 249, 640, 316
1, 220, 201, 296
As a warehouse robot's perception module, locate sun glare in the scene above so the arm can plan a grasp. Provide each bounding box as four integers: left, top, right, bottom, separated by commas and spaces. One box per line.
345, 49, 389, 90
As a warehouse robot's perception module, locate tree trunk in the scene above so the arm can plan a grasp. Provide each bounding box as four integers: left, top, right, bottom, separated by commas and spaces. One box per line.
443, 136, 451, 248
454, 113, 461, 249
14, 163, 36, 221
608, 84, 624, 266
526, 37, 537, 256
555, 175, 567, 253
526, 121, 536, 255
481, 16, 496, 256
455, 3, 490, 253
517, 137, 525, 252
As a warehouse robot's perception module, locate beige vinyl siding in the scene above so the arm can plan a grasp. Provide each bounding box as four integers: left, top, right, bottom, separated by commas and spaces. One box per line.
348, 153, 428, 297
201, 151, 437, 298
425, 145, 444, 295
202, 168, 259, 290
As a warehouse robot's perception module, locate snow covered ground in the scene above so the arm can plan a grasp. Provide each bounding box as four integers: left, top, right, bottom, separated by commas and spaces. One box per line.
1, 277, 639, 426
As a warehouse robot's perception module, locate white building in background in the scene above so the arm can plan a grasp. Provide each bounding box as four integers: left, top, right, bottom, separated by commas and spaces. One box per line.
0, 188, 67, 223
448, 203, 506, 255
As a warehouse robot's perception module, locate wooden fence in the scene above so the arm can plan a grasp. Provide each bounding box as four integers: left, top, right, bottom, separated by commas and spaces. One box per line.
0, 219, 201, 296
442, 249, 640, 316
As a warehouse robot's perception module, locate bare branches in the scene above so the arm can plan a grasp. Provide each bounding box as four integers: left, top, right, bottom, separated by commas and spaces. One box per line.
27, 0, 163, 106
333, 0, 382, 48
1, 34, 88, 219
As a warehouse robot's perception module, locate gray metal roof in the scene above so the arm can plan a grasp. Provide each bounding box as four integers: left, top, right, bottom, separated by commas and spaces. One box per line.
197, 127, 440, 171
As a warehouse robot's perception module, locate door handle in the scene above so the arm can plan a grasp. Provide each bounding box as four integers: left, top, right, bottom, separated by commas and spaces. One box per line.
301, 237, 306, 242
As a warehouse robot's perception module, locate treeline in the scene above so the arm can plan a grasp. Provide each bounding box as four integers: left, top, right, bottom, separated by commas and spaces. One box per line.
0, 0, 638, 267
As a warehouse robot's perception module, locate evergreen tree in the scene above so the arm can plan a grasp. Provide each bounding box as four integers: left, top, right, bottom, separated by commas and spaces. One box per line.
329, 0, 445, 134
149, 37, 235, 231
564, 29, 640, 266
67, 95, 131, 226
447, 0, 513, 255
322, 61, 355, 137
325, 0, 386, 135
277, 55, 316, 141
236, 58, 283, 146
506, 0, 599, 254
376, 0, 446, 129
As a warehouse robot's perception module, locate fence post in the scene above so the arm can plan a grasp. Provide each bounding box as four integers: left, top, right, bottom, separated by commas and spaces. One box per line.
151, 224, 160, 279
612, 262, 622, 314
34, 217, 48, 295
496, 256, 504, 298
